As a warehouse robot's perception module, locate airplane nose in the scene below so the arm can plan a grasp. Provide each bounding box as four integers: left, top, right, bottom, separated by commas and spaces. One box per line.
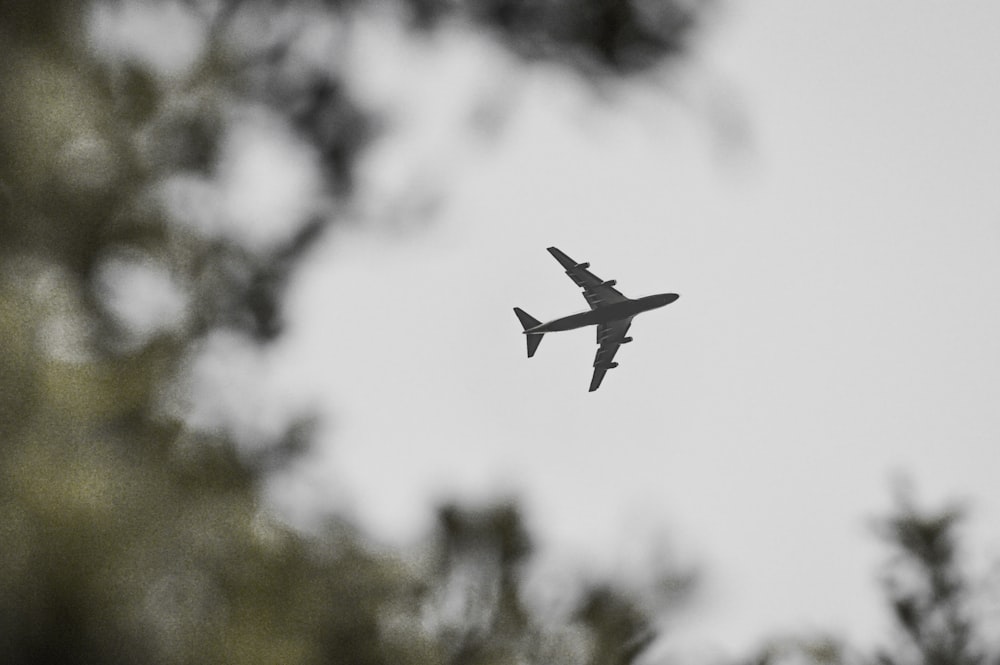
664, 293, 679, 304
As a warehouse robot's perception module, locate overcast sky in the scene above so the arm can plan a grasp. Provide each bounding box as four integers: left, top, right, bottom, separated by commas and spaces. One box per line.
255, 2, 1000, 656
100, 0, 1000, 659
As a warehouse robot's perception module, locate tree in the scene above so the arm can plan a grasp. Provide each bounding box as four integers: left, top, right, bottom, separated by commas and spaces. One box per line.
0, 1, 710, 663
872, 488, 997, 665
735, 488, 1000, 665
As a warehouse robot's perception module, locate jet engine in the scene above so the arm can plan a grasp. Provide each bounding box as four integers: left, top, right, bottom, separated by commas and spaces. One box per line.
597, 362, 619, 369
621, 337, 633, 344
574, 262, 590, 270
601, 279, 617, 287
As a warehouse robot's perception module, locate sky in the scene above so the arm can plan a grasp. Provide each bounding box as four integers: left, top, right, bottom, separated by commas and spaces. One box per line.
269, 1, 1000, 656
89, 0, 1000, 659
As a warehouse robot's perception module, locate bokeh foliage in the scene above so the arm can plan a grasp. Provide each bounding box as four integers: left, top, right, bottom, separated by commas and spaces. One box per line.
871, 489, 999, 665
0, 0, 707, 663
736, 490, 1000, 665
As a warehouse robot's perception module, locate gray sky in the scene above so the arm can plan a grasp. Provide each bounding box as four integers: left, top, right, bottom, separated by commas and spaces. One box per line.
261, 1, 1000, 656
98, 0, 1000, 658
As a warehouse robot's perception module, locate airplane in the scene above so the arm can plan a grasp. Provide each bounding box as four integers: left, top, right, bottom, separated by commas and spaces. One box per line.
514, 247, 679, 392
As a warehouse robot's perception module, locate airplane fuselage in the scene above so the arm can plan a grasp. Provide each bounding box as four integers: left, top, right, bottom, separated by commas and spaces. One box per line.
525, 293, 679, 334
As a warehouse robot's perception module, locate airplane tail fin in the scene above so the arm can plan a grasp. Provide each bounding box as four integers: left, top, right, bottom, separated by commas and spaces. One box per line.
513, 307, 544, 358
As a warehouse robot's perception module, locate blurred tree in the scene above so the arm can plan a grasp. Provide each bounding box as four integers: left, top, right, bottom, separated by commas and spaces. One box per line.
734, 489, 1000, 665
734, 634, 861, 665
411, 502, 696, 665
0, 0, 710, 663
872, 488, 997, 665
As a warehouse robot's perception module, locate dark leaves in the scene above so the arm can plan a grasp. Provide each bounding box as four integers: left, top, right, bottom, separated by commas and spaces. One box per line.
874, 489, 988, 665
400, 0, 710, 75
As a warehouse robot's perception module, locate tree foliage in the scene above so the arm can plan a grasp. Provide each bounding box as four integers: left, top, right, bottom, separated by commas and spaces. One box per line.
0, 1, 707, 663
736, 490, 1000, 665
872, 489, 998, 665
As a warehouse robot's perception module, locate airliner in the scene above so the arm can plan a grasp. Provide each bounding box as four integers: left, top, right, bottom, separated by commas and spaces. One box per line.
514, 247, 679, 391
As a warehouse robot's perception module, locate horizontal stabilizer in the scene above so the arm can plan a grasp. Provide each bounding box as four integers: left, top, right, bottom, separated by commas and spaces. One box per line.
513, 307, 544, 358
525, 333, 543, 358
513, 307, 541, 330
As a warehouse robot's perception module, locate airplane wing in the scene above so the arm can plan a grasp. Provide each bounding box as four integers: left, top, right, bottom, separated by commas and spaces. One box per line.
547, 246, 629, 310
589, 318, 632, 392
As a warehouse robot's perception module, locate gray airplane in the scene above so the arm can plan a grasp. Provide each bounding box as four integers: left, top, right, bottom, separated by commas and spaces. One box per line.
514, 247, 679, 392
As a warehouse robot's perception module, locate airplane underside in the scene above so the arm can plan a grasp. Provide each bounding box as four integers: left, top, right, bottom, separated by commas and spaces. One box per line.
514, 247, 678, 391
